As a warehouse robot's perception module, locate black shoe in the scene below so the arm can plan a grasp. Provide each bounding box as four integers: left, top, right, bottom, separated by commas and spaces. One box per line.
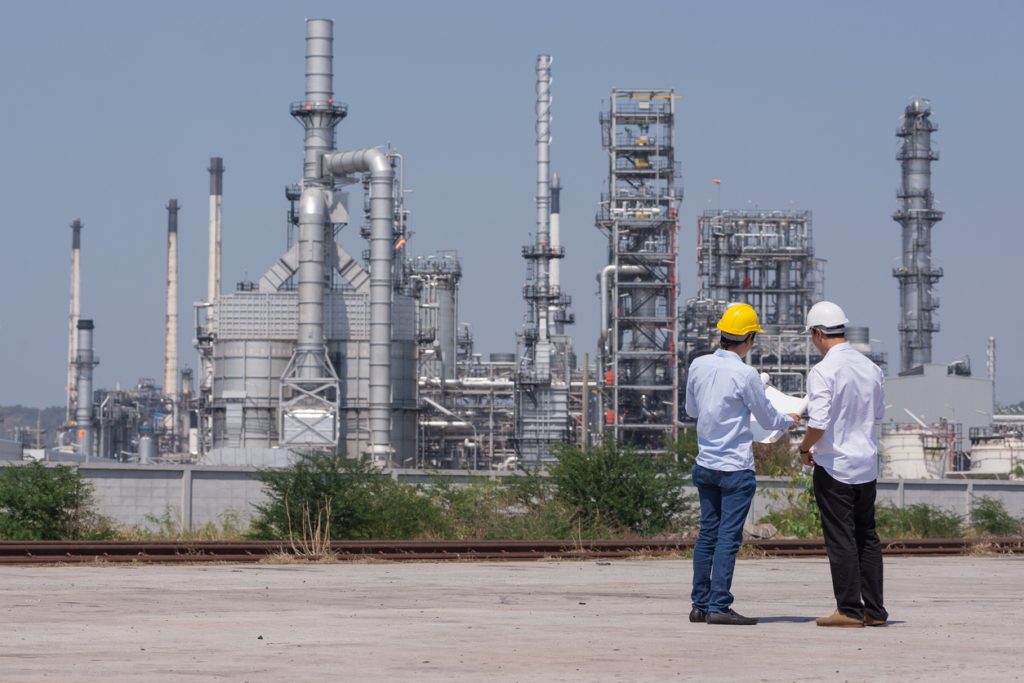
688, 607, 707, 623
706, 608, 758, 625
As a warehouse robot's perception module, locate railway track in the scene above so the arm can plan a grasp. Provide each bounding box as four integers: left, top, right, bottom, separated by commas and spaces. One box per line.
0, 537, 1021, 565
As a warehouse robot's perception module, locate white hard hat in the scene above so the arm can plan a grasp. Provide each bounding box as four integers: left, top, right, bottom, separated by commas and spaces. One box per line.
804, 301, 849, 333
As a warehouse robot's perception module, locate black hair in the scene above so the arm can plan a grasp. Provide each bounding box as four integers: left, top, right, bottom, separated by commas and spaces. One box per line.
720, 333, 755, 350
813, 326, 846, 339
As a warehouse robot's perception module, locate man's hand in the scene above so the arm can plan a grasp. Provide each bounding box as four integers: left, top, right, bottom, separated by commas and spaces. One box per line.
800, 449, 814, 467
786, 413, 801, 429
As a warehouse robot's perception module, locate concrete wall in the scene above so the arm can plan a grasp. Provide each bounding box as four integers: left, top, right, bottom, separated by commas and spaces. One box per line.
10, 462, 1024, 532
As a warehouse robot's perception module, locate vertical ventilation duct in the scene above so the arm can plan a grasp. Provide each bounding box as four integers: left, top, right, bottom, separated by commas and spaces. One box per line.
893, 98, 943, 373
324, 149, 395, 459
75, 319, 98, 457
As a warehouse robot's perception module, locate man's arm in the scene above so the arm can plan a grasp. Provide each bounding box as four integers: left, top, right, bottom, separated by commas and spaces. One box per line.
800, 368, 831, 465
874, 371, 886, 423
799, 428, 825, 466
743, 371, 795, 431
685, 368, 699, 419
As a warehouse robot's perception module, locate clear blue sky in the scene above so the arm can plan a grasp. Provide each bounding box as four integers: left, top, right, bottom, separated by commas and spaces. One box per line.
1, 0, 1021, 408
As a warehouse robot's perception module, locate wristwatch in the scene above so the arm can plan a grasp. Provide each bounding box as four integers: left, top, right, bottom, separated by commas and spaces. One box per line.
798, 448, 811, 455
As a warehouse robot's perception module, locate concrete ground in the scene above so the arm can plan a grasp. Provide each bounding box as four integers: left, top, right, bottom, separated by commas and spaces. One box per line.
0, 556, 1020, 682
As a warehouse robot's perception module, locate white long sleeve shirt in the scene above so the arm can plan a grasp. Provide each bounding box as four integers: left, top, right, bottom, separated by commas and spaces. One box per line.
806, 342, 886, 484
686, 348, 794, 472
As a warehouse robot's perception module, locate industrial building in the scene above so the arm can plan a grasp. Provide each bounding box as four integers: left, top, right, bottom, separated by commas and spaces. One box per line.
36, 21, 1011, 480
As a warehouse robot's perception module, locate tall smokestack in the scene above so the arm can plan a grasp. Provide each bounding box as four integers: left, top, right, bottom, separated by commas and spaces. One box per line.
893, 98, 943, 373
66, 218, 82, 425
279, 19, 348, 451
535, 54, 552, 349
164, 199, 179, 401
207, 158, 223, 311
75, 319, 98, 458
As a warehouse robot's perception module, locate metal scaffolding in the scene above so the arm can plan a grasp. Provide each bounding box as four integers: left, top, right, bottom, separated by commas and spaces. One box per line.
682, 209, 885, 396
596, 89, 681, 454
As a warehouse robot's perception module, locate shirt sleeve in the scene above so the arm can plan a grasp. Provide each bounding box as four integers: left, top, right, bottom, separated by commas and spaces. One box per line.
685, 367, 699, 419
743, 370, 794, 431
874, 370, 886, 423
806, 367, 832, 430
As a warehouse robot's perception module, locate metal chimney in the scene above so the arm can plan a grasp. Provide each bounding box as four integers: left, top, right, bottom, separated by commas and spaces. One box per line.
207, 158, 223, 310
66, 218, 82, 425
164, 199, 179, 400
75, 319, 98, 457
535, 54, 552, 350
893, 98, 943, 373
279, 19, 348, 451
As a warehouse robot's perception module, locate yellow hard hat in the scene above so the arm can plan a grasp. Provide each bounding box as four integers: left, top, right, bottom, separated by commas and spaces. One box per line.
717, 303, 764, 338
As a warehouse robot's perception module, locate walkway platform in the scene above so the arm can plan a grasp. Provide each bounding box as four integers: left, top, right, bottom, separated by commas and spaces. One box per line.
1, 556, 1020, 681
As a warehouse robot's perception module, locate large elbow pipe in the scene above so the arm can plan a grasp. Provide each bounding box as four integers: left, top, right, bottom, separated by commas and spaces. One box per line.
598, 265, 643, 338
323, 148, 394, 458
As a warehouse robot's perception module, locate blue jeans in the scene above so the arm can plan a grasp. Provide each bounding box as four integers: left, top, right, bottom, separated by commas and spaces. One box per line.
691, 464, 756, 613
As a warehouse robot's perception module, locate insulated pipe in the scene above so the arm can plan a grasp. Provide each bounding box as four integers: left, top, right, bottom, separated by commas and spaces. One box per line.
324, 148, 395, 456
549, 172, 561, 291
75, 319, 97, 457
207, 158, 223, 310
164, 199, 179, 400
295, 187, 328, 370
598, 264, 643, 339
66, 218, 82, 424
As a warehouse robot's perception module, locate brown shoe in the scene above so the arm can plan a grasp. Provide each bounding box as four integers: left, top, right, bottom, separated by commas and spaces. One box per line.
815, 610, 865, 628
864, 616, 887, 627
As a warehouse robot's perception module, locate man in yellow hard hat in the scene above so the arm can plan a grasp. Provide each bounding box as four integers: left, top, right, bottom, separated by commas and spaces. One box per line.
685, 303, 800, 626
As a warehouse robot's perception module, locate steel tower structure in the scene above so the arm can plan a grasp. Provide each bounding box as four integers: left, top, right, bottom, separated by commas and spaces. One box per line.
515, 55, 572, 462
596, 89, 681, 454
893, 98, 943, 373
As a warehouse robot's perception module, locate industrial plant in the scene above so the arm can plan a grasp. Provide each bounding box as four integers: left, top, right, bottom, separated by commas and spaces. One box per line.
16, 19, 1016, 481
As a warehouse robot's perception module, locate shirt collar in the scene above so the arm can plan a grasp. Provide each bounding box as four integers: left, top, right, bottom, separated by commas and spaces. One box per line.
713, 348, 744, 362
824, 341, 852, 357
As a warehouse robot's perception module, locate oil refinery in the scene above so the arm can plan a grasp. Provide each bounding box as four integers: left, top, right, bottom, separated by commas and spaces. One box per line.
10, 18, 1017, 481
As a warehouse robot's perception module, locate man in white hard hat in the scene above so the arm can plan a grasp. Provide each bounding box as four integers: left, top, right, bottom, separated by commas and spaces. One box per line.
798, 301, 888, 628
686, 303, 800, 626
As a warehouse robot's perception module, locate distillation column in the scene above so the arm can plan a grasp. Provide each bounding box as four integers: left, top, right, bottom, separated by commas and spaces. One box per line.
893, 98, 943, 373
66, 218, 82, 428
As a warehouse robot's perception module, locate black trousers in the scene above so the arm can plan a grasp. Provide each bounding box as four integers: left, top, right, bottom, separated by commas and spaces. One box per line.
813, 465, 888, 621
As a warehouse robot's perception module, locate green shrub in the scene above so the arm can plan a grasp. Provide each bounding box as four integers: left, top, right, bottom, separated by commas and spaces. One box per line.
548, 441, 695, 535
0, 462, 113, 540
970, 497, 1022, 536
875, 502, 963, 538
123, 506, 247, 541
428, 475, 582, 539
757, 474, 820, 538
248, 452, 442, 540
